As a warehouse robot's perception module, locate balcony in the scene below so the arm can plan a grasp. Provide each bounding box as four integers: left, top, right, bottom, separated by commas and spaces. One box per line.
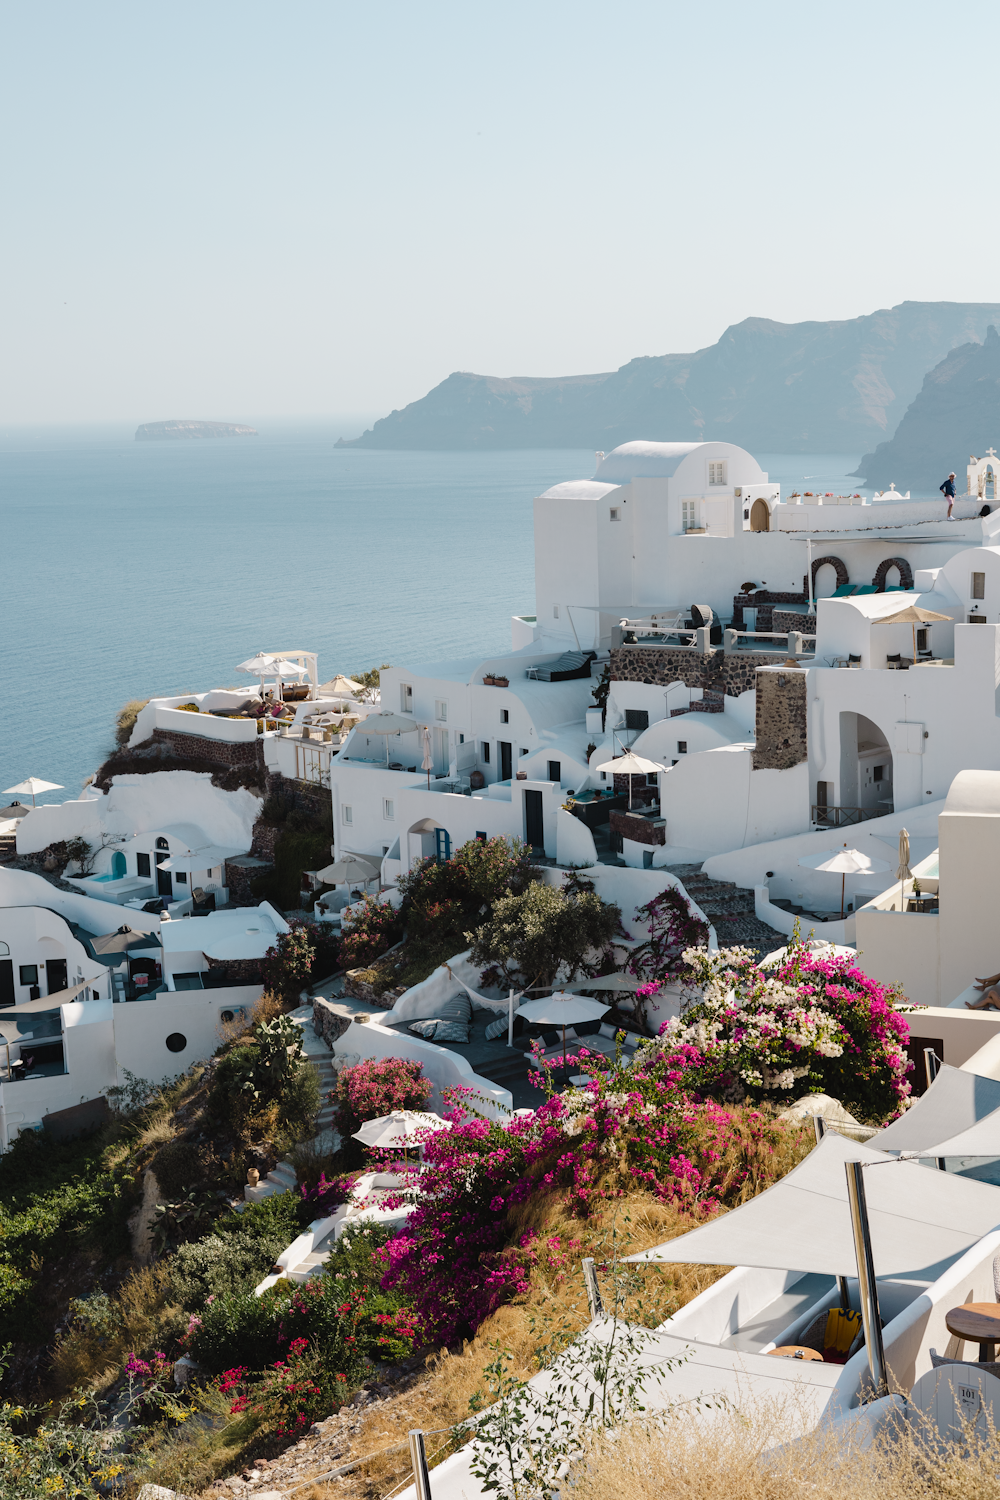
812, 804, 888, 828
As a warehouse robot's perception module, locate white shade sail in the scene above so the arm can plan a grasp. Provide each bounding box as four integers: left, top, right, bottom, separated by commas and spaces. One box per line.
869, 1065, 1000, 1154
917, 1096, 1000, 1159
625, 1132, 1000, 1280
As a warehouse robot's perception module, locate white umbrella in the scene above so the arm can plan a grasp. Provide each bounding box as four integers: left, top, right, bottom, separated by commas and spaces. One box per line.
359, 711, 424, 765
315, 853, 380, 885
896, 827, 912, 914
353, 1109, 451, 1165
797, 846, 891, 918
421, 725, 434, 789
517, 991, 611, 1069
236, 652, 278, 699
592, 751, 665, 809
323, 674, 365, 697
4, 777, 64, 808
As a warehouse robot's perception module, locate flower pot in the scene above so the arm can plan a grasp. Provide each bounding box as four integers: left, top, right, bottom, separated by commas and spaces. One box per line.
516, 771, 527, 780
483, 675, 496, 685
469, 769, 486, 790
494, 676, 509, 688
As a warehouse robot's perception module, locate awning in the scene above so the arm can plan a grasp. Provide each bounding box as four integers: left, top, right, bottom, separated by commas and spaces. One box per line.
918, 1098, 1000, 1158
625, 1131, 1000, 1281
868, 1065, 1000, 1154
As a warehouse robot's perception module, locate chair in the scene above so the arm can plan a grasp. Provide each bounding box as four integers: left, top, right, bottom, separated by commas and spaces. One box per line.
848, 653, 862, 667
931, 1350, 1000, 1379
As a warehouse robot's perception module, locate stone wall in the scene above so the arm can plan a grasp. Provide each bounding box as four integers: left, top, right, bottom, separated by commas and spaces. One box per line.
609, 810, 665, 847
610, 647, 779, 700
312, 996, 354, 1048
753, 669, 808, 770
773, 609, 817, 635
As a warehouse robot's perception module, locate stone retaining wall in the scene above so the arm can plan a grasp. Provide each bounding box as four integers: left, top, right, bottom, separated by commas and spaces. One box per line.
753, 669, 808, 770
610, 646, 785, 703
312, 996, 354, 1047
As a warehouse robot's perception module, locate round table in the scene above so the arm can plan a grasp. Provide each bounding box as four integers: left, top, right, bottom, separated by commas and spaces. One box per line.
768, 1345, 824, 1362
944, 1303, 1000, 1362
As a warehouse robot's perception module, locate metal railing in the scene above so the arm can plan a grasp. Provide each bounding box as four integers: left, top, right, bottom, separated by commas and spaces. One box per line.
294, 741, 332, 788
812, 804, 886, 827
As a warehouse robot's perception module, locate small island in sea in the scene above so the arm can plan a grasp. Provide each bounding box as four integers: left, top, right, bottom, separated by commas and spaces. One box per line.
135, 419, 257, 441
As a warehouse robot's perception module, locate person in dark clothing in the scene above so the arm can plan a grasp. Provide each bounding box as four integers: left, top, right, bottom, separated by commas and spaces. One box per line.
940, 472, 957, 519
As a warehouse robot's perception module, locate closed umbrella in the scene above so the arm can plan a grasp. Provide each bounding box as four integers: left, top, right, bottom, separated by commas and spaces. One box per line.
592, 751, 665, 809
797, 846, 891, 918
872, 604, 952, 662
896, 827, 912, 914
4, 777, 64, 808
359, 711, 424, 766
421, 725, 434, 789
517, 991, 611, 1069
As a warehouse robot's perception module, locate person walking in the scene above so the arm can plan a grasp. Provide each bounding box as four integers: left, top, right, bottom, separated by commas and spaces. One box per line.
940, 471, 957, 519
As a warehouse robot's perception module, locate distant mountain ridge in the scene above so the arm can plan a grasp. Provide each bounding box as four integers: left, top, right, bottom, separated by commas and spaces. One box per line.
135, 420, 257, 441
855, 326, 1000, 492
338, 302, 1000, 454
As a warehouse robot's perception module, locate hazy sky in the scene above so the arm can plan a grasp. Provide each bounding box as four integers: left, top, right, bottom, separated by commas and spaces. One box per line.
3, 0, 1000, 426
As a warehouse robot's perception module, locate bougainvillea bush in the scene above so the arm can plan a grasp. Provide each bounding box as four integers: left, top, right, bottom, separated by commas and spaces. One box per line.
648, 935, 911, 1119
338, 893, 405, 969
379, 1072, 806, 1345
331, 1055, 433, 1140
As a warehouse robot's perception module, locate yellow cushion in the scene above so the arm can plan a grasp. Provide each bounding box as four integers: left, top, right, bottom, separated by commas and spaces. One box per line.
824, 1307, 861, 1354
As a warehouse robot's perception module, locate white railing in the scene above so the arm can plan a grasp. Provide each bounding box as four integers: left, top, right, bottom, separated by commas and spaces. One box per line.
724, 628, 816, 657
294, 741, 332, 788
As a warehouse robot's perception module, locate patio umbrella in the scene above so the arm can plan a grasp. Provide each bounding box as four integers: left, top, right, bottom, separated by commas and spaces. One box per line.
353, 1109, 451, 1166
360, 711, 424, 766
236, 652, 278, 699
324, 674, 365, 697
89, 926, 160, 956
797, 846, 891, 919
517, 991, 611, 1069
872, 604, 952, 661
896, 827, 912, 914
421, 725, 434, 789
4, 777, 64, 808
592, 751, 665, 809
315, 853, 380, 885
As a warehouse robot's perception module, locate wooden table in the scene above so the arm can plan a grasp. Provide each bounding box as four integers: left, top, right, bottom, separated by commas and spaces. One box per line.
944, 1303, 1000, 1362
768, 1345, 824, 1362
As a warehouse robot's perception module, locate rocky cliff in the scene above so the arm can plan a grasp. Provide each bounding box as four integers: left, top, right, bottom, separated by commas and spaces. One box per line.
135, 420, 258, 440
855, 327, 1000, 493
338, 302, 1000, 454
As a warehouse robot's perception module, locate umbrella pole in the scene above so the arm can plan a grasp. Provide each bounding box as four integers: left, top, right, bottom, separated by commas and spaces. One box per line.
508, 989, 515, 1049
841, 871, 845, 920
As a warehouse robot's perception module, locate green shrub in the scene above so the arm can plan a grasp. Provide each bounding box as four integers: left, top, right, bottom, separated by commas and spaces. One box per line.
260, 926, 317, 1003
469, 879, 624, 991
150, 1139, 201, 1197
338, 894, 405, 969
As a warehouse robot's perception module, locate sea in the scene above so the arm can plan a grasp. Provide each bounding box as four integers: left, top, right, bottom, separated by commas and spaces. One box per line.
0, 425, 884, 799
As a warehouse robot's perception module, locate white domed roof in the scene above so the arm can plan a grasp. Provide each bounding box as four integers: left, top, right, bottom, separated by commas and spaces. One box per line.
593, 441, 706, 482
537, 479, 621, 501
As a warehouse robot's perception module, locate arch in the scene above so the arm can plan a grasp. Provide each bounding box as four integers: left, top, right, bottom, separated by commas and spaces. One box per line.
155, 835, 169, 851
111, 850, 126, 878
749, 498, 770, 532
987, 465, 996, 501
0, 942, 8, 957
806, 556, 849, 597
873, 556, 914, 592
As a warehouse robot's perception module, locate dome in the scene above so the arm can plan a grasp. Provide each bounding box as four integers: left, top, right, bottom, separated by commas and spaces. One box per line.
593, 441, 706, 482
536, 479, 620, 501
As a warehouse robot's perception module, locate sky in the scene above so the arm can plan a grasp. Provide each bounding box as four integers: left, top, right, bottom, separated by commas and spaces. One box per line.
3, 0, 1000, 427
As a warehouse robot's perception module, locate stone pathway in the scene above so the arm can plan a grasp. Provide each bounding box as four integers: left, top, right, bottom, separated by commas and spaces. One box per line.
670, 864, 786, 959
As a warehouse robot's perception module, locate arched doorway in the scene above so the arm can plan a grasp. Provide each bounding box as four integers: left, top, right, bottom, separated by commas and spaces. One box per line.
750, 498, 770, 532
839, 712, 892, 816
111, 850, 126, 878
406, 818, 447, 870
154, 836, 172, 899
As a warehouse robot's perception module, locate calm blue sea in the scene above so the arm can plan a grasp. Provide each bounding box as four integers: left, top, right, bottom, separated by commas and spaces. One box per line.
0, 427, 870, 798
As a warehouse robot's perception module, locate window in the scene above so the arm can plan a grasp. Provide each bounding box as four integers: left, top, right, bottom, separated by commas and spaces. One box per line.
19, 965, 38, 986
682, 500, 699, 531
476, 831, 487, 843
677, 740, 688, 754
647, 773, 658, 787
383, 799, 394, 820
383, 845, 390, 856
600, 771, 607, 781
165, 1033, 187, 1053
136, 852, 151, 878
874, 765, 884, 783
155, 836, 168, 851
916, 629, 928, 652
972, 572, 986, 600
458, 733, 465, 744
435, 699, 448, 722
520, 747, 529, 756
708, 460, 728, 486
175, 870, 187, 884
609, 507, 620, 522
342, 805, 353, 824
400, 683, 413, 712
547, 760, 561, 783
500, 709, 509, 724
553, 604, 560, 618
482, 742, 491, 763
624, 709, 649, 731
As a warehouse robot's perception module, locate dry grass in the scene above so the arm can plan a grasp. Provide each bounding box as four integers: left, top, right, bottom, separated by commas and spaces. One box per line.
573, 1397, 1000, 1500
49, 1265, 178, 1398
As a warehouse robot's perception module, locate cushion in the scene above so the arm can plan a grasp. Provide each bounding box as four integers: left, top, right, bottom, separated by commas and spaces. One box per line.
831, 584, 857, 598
485, 1015, 508, 1041
408, 1018, 470, 1043
599, 1023, 618, 1039
439, 992, 472, 1024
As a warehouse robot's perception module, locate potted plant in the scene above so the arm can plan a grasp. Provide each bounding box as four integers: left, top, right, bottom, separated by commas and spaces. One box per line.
494, 675, 509, 688
483, 674, 496, 686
